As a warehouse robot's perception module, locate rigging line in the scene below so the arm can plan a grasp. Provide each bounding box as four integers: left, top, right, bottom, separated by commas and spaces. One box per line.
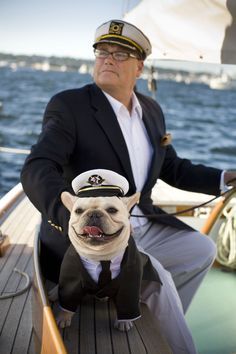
131, 186, 236, 218
0, 146, 30, 155
122, 0, 134, 16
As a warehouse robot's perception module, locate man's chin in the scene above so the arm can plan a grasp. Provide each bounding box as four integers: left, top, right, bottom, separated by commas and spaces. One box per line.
98, 73, 119, 84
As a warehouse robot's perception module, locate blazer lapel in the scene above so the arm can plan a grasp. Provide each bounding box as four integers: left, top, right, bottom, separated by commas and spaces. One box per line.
90, 84, 136, 191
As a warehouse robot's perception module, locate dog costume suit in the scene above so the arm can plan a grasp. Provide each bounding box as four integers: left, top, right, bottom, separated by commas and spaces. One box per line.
58, 236, 161, 321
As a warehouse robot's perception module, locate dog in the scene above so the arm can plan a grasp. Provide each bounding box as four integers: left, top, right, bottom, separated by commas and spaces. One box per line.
48, 170, 160, 331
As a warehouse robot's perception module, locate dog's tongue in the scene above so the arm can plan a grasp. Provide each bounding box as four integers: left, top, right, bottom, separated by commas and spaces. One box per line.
83, 226, 103, 236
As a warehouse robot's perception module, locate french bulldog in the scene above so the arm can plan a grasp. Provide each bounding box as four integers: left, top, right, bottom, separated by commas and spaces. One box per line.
49, 191, 142, 331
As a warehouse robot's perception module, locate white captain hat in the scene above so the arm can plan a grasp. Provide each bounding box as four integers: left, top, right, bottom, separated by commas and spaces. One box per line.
93, 19, 152, 59
72, 169, 129, 197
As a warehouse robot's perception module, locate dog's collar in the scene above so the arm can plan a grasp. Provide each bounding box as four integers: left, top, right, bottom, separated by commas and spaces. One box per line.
77, 185, 124, 198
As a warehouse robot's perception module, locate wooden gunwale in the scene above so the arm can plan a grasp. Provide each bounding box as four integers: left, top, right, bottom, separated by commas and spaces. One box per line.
32, 230, 67, 354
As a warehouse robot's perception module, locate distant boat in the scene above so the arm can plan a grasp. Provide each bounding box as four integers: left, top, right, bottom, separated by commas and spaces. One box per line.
209, 72, 236, 90
33, 60, 50, 72
78, 63, 88, 74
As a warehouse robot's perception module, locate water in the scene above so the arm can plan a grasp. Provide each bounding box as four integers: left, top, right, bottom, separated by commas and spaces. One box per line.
0, 66, 236, 197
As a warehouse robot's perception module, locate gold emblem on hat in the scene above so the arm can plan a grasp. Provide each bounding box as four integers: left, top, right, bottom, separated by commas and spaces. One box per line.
109, 21, 124, 35
87, 175, 105, 186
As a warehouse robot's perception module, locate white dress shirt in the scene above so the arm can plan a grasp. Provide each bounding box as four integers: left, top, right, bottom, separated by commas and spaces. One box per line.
103, 91, 153, 228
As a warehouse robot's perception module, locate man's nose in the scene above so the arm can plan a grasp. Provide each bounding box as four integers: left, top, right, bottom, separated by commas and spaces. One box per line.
104, 53, 115, 63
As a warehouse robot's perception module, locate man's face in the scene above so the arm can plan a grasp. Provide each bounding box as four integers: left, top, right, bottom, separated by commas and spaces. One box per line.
93, 43, 144, 95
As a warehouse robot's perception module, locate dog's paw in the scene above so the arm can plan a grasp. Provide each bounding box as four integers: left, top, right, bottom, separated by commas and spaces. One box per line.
114, 319, 133, 332
48, 285, 59, 302
56, 310, 74, 329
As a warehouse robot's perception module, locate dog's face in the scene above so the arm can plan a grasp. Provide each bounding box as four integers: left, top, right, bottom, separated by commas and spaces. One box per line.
61, 192, 140, 261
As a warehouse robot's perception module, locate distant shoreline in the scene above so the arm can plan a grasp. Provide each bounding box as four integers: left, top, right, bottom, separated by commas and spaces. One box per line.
1, 52, 236, 76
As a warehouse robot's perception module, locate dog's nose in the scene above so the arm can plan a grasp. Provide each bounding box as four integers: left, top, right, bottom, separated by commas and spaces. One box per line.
87, 210, 103, 225
88, 210, 103, 219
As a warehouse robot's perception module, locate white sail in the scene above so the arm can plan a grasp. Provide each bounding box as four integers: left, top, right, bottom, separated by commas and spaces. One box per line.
124, 0, 236, 64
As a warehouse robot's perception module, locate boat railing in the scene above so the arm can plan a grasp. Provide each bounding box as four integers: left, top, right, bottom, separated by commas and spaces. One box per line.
0, 183, 24, 219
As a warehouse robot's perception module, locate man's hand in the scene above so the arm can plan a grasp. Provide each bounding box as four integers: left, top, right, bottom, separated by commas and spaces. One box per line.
224, 171, 236, 188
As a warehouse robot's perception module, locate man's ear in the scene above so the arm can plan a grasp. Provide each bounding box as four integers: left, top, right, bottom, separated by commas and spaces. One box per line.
122, 192, 140, 211
61, 191, 78, 212
136, 60, 144, 78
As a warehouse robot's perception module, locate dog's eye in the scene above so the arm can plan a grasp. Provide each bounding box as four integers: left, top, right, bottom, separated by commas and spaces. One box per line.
106, 207, 118, 214
75, 208, 83, 214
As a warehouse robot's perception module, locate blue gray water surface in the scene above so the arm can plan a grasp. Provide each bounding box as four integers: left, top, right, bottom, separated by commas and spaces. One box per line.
0, 67, 236, 197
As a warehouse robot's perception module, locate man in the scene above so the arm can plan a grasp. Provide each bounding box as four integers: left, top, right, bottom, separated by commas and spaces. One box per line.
21, 19, 236, 353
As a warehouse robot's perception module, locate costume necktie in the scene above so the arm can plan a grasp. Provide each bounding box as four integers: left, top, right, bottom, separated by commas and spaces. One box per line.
98, 260, 111, 288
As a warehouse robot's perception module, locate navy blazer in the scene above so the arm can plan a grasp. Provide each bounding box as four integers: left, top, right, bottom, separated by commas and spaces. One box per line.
21, 83, 222, 276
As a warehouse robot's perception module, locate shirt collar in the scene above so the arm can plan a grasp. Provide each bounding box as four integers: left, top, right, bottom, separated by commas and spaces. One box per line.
80, 249, 125, 266
102, 90, 142, 119
131, 91, 142, 118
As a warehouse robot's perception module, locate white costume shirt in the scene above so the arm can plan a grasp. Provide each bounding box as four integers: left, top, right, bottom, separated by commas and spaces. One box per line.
80, 250, 125, 282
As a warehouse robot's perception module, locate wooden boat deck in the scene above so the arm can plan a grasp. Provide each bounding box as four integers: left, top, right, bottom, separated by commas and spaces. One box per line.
1, 184, 236, 353
47, 293, 171, 354
0, 187, 40, 353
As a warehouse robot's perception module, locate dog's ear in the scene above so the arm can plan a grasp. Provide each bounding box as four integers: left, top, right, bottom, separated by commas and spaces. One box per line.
61, 191, 78, 212
122, 192, 140, 211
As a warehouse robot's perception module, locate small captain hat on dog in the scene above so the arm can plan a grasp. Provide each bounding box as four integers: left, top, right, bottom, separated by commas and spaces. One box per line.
72, 169, 129, 198
93, 19, 152, 59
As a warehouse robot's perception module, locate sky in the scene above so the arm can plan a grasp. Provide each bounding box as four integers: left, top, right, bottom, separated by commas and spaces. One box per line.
0, 0, 140, 59
1, 0, 235, 75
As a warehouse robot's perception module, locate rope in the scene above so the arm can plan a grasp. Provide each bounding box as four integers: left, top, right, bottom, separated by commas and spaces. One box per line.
131, 190, 230, 219
131, 182, 236, 219
0, 268, 31, 299
216, 204, 236, 269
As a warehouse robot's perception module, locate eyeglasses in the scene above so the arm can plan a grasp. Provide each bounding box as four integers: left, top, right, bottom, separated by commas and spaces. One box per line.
94, 49, 139, 61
